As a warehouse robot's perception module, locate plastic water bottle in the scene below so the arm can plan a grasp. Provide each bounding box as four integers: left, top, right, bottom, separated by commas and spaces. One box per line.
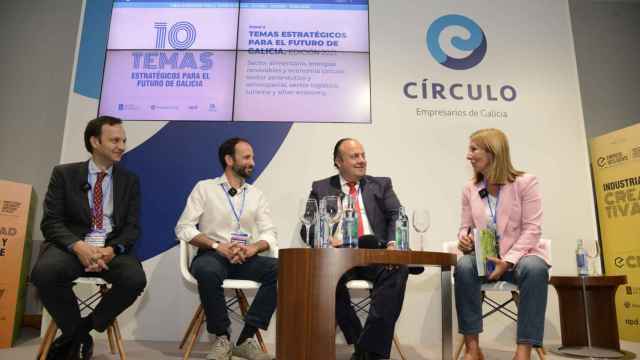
395, 206, 409, 250
342, 195, 357, 248
315, 198, 329, 248
576, 239, 589, 276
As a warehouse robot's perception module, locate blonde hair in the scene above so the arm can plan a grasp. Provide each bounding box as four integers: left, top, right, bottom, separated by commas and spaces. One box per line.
470, 128, 524, 184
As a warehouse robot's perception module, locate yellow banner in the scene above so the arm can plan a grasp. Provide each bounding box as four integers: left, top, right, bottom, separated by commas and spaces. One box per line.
590, 122, 640, 342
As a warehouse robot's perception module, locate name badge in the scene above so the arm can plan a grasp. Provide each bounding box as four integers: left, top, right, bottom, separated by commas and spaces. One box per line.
230, 231, 250, 246
85, 230, 107, 248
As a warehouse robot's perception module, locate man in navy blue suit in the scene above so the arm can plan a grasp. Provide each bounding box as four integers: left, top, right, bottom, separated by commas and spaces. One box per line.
304, 138, 409, 360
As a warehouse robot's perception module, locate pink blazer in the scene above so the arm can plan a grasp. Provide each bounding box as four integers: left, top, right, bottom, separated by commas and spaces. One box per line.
457, 173, 550, 265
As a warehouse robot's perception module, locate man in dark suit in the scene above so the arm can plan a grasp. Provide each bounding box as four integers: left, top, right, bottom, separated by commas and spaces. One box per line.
31, 116, 147, 360
304, 138, 409, 360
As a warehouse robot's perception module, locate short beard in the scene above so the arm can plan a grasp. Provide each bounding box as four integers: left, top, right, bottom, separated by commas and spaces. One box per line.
232, 164, 252, 179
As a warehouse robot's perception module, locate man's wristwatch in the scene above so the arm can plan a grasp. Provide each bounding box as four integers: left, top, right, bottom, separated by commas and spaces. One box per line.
211, 241, 219, 251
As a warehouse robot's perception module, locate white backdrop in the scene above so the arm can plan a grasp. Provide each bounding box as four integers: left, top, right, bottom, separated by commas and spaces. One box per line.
59, 0, 597, 349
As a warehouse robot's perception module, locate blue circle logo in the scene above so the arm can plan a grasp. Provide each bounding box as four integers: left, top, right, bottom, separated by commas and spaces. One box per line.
427, 14, 487, 70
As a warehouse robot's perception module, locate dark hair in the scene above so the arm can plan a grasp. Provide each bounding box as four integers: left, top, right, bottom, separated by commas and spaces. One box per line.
84, 116, 123, 153
218, 137, 250, 170
333, 138, 354, 169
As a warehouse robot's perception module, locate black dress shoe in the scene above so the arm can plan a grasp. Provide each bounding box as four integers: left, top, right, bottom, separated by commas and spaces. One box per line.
356, 351, 388, 360
45, 335, 73, 360
67, 334, 93, 360
76, 335, 94, 360
351, 344, 364, 360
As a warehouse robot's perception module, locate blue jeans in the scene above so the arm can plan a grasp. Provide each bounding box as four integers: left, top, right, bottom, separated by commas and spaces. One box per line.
190, 250, 278, 335
454, 254, 549, 347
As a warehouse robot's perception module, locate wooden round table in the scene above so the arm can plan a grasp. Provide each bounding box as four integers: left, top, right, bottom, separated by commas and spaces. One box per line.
550, 275, 627, 358
276, 248, 457, 360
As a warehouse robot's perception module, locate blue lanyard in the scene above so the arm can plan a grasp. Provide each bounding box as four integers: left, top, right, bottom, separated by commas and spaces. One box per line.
221, 184, 246, 225
483, 180, 500, 226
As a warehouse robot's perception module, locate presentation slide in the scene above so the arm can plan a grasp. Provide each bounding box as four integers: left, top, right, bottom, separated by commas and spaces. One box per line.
238, 0, 369, 52
99, 50, 236, 121
233, 50, 370, 123
108, 0, 240, 50
99, 0, 371, 123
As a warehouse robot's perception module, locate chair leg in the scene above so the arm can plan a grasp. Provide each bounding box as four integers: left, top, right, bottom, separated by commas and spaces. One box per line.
236, 289, 268, 353
183, 307, 206, 360
180, 305, 203, 349
254, 329, 268, 353
392, 334, 407, 360
36, 320, 53, 358
99, 284, 109, 295
107, 325, 117, 354
236, 289, 249, 317
453, 335, 465, 360
535, 347, 546, 360
38, 320, 58, 360
511, 291, 520, 307
113, 319, 126, 360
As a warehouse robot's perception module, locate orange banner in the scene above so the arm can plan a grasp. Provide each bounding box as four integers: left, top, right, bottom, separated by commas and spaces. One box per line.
0, 180, 33, 348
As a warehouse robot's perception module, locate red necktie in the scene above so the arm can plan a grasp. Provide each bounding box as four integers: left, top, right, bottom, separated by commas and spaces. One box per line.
347, 182, 364, 237
93, 172, 107, 230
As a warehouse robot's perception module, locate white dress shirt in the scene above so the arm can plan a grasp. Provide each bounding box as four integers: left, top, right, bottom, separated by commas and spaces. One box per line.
175, 174, 277, 254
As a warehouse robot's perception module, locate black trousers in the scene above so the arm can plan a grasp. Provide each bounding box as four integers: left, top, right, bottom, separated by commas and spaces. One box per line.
336, 265, 409, 358
31, 244, 147, 335
190, 250, 278, 335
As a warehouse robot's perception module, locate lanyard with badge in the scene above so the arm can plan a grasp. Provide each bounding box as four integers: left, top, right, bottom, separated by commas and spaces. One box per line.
221, 184, 250, 246
483, 179, 501, 259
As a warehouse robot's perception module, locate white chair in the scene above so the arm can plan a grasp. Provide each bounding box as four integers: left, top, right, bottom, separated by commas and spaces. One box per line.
37, 277, 126, 360
345, 279, 407, 360
443, 239, 551, 360
178, 240, 276, 360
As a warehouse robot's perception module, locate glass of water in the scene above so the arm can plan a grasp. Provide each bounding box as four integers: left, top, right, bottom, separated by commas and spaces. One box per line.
412, 209, 430, 251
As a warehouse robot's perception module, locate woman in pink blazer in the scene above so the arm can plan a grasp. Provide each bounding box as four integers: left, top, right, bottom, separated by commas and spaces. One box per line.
455, 128, 550, 360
